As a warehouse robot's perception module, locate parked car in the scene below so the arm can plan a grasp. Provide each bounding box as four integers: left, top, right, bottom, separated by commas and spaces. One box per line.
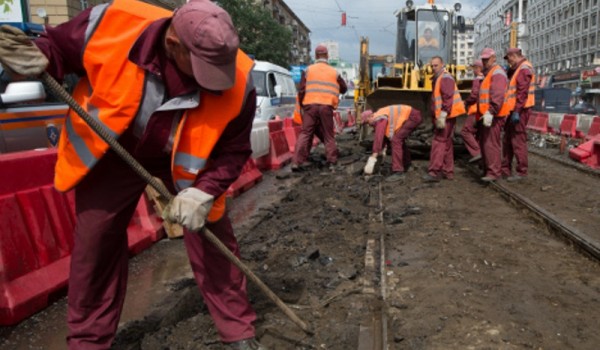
570, 101, 597, 115
0, 67, 68, 154
251, 60, 297, 122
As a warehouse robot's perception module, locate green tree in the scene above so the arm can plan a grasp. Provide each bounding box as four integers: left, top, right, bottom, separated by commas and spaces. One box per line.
217, 0, 292, 68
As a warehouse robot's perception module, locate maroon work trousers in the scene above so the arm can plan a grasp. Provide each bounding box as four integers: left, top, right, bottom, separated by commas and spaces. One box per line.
480, 116, 506, 179
428, 118, 456, 179
293, 104, 337, 165
502, 109, 530, 177
66, 151, 256, 349
461, 114, 481, 157
391, 111, 422, 172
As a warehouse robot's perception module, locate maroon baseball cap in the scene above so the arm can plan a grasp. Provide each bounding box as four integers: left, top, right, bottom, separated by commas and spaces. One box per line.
315, 45, 328, 55
480, 48, 496, 59
504, 47, 522, 59
172, 0, 239, 90
471, 60, 483, 68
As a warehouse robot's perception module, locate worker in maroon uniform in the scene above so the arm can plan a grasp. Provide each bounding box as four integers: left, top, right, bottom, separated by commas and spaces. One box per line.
361, 104, 423, 182
502, 47, 535, 181
0, 1, 265, 349
461, 59, 484, 163
423, 56, 466, 182
292, 45, 347, 172
479, 48, 509, 182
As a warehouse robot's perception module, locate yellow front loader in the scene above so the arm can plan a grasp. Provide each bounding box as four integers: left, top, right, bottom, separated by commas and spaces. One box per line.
357, 1, 473, 124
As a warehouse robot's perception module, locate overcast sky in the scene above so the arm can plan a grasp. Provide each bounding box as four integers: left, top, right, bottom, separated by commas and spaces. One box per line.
284, 0, 491, 64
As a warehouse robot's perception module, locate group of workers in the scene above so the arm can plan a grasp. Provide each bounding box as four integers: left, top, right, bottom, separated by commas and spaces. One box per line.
360, 47, 535, 183
0, 0, 536, 347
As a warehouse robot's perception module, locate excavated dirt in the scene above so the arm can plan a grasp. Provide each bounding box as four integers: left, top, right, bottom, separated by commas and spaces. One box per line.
109, 133, 600, 350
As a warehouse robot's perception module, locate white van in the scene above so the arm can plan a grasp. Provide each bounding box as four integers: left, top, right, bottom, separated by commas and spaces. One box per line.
251, 61, 297, 122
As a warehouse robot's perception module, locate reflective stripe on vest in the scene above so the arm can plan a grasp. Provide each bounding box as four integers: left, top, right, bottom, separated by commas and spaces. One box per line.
303, 62, 340, 108
502, 60, 536, 114
377, 105, 412, 139
478, 65, 508, 116
433, 72, 466, 118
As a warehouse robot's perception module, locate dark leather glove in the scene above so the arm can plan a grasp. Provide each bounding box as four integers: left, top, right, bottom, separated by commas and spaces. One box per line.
0, 25, 48, 77
511, 111, 520, 123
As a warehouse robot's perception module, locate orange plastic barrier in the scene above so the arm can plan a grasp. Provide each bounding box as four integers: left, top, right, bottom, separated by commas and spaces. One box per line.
569, 135, 600, 168
256, 120, 293, 170
0, 149, 164, 325
226, 158, 263, 198
558, 114, 577, 137
586, 116, 600, 140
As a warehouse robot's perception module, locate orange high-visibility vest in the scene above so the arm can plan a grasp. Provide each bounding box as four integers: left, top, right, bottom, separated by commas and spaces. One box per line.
303, 62, 340, 108
370, 105, 412, 138
502, 60, 536, 113
433, 71, 466, 119
293, 95, 302, 124
478, 65, 509, 117
55, 0, 254, 222
467, 76, 484, 115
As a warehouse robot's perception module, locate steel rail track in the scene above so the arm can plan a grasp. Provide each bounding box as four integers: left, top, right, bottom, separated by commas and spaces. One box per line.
461, 162, 600, 261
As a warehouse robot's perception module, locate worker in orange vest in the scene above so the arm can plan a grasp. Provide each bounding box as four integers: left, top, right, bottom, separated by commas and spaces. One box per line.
461, 59, 484, 163
478, 48, 509, 182
423, 56, 466, 182
362, 105, 423, 182
292, 45, 347, 172
0, 1, 264, 349
502, 48, 535, 181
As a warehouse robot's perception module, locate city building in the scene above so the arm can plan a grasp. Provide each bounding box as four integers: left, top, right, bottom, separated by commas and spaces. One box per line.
473, 0, 529, 62
452, 18, 475, 66
528, 0, 600, 101
261, 0, 311, 65
474, 0, 600, 105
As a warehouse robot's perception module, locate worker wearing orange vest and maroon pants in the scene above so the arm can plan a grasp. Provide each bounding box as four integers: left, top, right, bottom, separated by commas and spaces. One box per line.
423, 56, 466, 182
0, 1, 265, 349
292, 45, 347, 172
479, 48, 509, 182
502, 48, 535, 181
362, 105, 423, 182
461, 59, 484, 163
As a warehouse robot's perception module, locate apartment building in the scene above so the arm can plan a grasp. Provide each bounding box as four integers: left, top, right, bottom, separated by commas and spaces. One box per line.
452, 18, 475, 66
475, 0, 600, 104
528, 0, 600, 93
473, 0, 529, 62
260, 0, 311, 65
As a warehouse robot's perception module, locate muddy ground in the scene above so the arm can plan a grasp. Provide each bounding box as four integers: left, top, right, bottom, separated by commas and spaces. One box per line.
109, 132, 600, 350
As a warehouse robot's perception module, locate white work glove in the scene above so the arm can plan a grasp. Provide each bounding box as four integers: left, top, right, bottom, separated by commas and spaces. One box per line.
0, 25, 48, 77
163, 188, 214, 232
435, 111, 448, 130
482, 111, 493, 127
363, 155, 378, 175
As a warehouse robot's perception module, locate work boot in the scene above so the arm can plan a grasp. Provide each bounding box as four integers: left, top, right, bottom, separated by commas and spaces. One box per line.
422, 173, 441, 183
506, 175, 526, 182
223, 338, 267, 350
291, 162, 311, 172
385, 172, 406, 182
480, 175, 497, 182
468, 154, 482, 163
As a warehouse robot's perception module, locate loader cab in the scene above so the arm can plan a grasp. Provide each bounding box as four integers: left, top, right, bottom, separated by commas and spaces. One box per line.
396, 6, 453, 67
